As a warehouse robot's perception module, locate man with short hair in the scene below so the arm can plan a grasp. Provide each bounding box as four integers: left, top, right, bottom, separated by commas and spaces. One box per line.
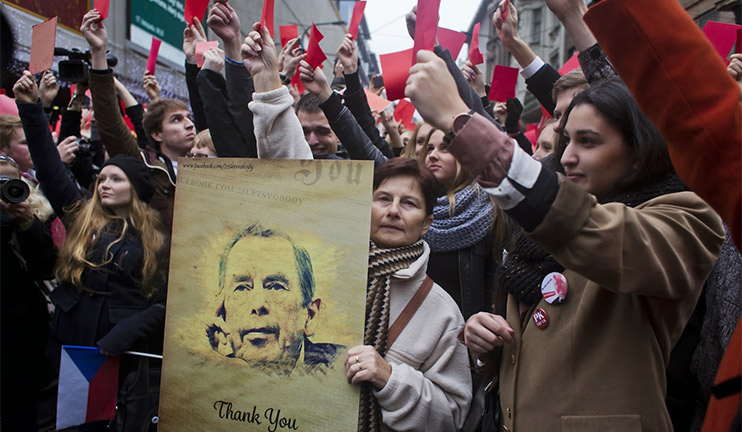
295, 93, 346, 159
207, 224, 342, 375
551, 68, 588, 122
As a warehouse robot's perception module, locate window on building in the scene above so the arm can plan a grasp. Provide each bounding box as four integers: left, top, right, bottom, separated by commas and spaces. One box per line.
532, 7, 542, 45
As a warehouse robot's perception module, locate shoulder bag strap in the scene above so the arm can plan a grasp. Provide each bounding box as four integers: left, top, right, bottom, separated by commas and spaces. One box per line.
386, 276, 434, 350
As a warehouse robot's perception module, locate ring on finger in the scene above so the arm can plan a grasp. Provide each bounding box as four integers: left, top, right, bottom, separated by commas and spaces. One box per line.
355, 355, 360, 364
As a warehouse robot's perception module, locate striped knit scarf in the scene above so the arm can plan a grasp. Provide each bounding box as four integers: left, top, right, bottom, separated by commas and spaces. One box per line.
359, 239, 425, 432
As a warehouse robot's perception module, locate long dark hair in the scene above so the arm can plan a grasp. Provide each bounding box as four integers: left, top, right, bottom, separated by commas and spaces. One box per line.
557, 79, 674, 192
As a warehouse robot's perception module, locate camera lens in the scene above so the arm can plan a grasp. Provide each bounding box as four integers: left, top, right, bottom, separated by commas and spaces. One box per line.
0, 178, 30, 204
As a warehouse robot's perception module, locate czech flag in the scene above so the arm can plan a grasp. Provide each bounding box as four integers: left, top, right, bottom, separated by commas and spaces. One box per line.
56, 346, 120, 430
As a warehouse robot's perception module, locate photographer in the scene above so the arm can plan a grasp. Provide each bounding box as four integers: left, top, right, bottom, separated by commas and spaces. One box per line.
0, 155, 57, 431
57, 82, 104, 191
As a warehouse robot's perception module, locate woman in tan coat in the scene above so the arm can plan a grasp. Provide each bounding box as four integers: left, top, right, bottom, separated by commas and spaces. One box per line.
405, 62, 725, 432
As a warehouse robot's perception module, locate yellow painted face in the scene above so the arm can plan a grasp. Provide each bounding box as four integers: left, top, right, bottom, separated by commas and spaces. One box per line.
222, 235, 309, 370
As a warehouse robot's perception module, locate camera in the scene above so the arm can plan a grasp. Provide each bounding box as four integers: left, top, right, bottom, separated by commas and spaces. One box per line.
77, 137, 96, 158
0, 176, 30, 204
54, 47, 118, 83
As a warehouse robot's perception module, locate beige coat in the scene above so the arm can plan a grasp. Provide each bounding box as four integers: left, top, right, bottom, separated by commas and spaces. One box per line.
497, 177, 724, 432
375, 241, 472, 431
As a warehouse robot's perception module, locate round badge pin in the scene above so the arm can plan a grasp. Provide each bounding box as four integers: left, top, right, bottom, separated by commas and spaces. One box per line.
532, 308, 549, 329
541, 272, 568, 304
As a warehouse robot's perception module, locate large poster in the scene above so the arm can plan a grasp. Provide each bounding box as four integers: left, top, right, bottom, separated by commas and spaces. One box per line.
159, 158, 373, 431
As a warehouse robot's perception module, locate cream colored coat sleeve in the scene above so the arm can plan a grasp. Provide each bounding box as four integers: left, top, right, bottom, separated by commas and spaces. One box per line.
248, 86, 313, 160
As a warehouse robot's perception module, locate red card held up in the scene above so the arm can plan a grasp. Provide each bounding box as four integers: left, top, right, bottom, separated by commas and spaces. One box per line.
291, 69, 306, 95
393, 99, 416, 131
379, 48, 413, 101
349, 1, 367, 40
702, 21, 742, 60
146, 37, 162, 75
280, 25, 298, 48
306, 24, 326, 69
469, 23, 484, 65
29, 16, 58, 75
184, 0, 209, 25
437, 28, 467, 59
737, 28, 742, 54
489, 65, 518, 102
412, 0, 441, 61
261, 0, 275, 38
558, 52, 580, 75
195, 41, 219, 68
364, 89, 393, 114
95, 0, 110, 20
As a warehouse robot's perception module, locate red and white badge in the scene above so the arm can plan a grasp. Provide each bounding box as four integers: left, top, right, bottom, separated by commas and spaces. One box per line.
541, 272, 568, 304
532, 308, 549, 329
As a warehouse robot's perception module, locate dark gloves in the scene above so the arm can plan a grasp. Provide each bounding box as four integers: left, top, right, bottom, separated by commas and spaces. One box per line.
505, 97, 523, 134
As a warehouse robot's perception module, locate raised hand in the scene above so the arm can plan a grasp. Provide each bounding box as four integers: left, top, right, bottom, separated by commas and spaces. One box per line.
39, 70, 60, 108
544, 0, 587, 21
183, 17, 207, 64
279, 38, 304, 79
57, 136, 79, 164
545, 0, 595, 51
406, 51, 468, 132
298, 59, 332, 102
368, 74, 384, 96
80, 9, 108, 52
13, 71, 40, 104
206, 0, 242, 59
405, 5, 417, 40
336, 34, 358, 75
241, 22, 280, 92
493, 0, 520, 48
728, 53, 742, 80
143, 74, 161, 102
202, 47, 225, 72
462, 61, 486, 97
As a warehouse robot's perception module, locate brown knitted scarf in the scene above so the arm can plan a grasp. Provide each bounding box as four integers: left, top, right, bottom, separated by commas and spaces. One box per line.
359, 239, 425, 432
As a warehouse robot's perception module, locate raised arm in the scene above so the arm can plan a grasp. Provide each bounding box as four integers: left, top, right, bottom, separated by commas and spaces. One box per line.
241, 22, 312, 159
14, 72, 83, 218
183, 17, 208, 131
197, 47, 252, 157
299, 59, 388, 166
337, 34, 395, 159
545, 0, 617, 82
207, 0, 258, 157
81, 9, 140, 158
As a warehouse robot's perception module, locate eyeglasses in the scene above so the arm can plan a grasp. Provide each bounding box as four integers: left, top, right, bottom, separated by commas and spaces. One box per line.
0, 155, 19, 168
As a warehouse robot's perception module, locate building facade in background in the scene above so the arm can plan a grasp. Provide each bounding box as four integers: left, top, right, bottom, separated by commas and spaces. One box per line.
1, 0, 378, 103
468, 0, 741, 123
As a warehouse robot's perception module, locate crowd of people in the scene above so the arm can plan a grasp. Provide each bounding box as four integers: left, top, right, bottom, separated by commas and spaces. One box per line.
1, 0, 741, 430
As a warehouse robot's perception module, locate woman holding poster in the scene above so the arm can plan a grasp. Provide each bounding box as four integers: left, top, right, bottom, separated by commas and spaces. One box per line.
345, 158, 472, 432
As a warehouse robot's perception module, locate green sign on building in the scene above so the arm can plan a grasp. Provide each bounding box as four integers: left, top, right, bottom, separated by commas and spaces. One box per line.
129, 0, 194, 66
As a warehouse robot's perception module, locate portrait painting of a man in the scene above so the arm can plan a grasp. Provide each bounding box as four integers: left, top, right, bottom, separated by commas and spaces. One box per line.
159, 158, 369, 431
206, 224, 343, 374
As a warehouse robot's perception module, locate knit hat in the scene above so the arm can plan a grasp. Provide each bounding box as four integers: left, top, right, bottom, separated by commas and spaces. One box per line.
101, 155, 156, 203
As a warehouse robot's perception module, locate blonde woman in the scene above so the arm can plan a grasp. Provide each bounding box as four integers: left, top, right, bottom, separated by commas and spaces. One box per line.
416, 126, 513, 321
14, 72, 168, 389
